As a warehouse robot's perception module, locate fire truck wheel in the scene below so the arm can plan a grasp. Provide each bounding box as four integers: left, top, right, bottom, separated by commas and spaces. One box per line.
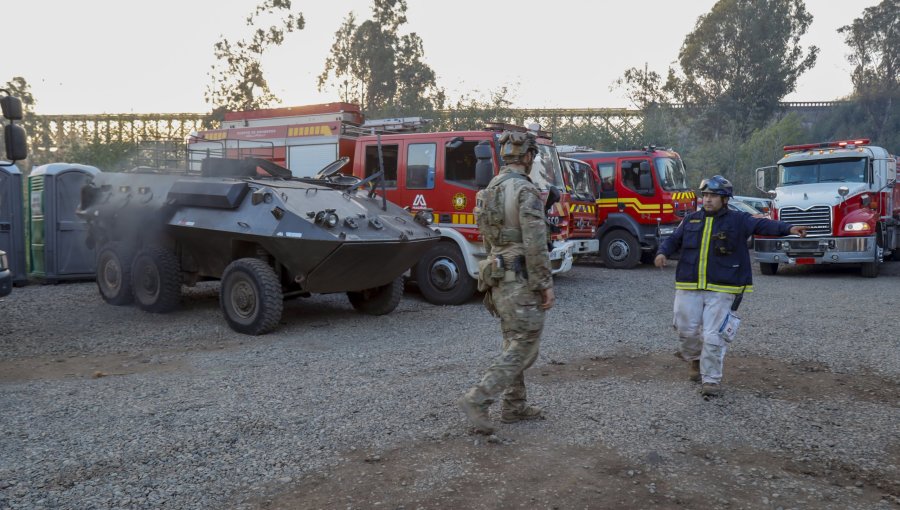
600, 231, 640, 269
860, 261, 879, 278
220, 258, 284, 335
348, 277, 403, 315
96, 242, 135, 305
414, 243, 476, 305
759, 262, 779, 275
131, 247, 182, 313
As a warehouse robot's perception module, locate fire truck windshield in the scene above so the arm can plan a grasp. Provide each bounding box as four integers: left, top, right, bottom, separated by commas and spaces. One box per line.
779, 157, 868, 186
654, 157, 689, 191
529, 144, 565, 191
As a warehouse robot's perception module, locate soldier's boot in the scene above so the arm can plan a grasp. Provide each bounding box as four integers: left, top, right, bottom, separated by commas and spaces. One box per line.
689, 360, 701, 383
500, 405, 544, 424
457, 396, 494, 435
701, 383, 722, 397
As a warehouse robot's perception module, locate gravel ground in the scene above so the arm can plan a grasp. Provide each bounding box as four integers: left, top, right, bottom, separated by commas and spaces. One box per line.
1, 259, 898, 509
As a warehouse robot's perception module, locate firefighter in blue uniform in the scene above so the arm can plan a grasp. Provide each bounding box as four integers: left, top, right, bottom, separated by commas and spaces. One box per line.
655, 175, 807, 397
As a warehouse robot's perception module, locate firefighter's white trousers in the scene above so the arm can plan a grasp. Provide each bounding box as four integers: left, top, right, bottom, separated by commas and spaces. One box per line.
673, 289, 735, 384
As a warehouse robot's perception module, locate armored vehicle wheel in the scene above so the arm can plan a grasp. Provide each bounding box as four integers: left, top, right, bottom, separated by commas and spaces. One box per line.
759, 262, 778, 275
600, 230, 640, 269
220, 258, 283, 335
860, 261, 879, 278
131, 247, 182, 313
414, 243, 476, 305
347, 277, 403, 315
96, 242, 135, 305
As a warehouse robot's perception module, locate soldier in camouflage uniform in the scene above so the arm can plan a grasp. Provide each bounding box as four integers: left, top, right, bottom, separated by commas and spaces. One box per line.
458, 130, 555, 434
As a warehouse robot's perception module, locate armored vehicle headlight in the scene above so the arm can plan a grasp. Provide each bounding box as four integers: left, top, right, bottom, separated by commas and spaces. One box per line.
324, 212, 339, 228
782, 241, 791, 251
414, 209, 434, 227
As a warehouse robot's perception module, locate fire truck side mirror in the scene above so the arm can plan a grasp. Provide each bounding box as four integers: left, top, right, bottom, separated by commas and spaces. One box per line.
755, 166, 775, 193
0, 95, 23, 121
545, 185, 561, 211
474, 141, 494, 189
3, 124, 28, 162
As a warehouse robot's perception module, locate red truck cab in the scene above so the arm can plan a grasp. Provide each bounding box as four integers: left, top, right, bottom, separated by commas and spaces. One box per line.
559, 146, 695, 268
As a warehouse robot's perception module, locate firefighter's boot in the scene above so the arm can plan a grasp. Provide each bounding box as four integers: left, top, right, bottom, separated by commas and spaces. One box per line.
689, 359, 701, 383
500, 405, 544, 424
701, 383, 722, 397
458, 396, 494, 434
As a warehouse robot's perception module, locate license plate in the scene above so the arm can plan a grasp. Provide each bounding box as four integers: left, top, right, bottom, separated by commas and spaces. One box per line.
796, 257, 815, 264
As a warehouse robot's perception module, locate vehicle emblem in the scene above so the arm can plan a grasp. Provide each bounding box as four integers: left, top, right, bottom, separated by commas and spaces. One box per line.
413, 194, 427, 208
452, 193, 467, 211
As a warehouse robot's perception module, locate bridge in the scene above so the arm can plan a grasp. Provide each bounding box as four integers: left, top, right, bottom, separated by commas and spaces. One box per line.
28, 102, 842, 152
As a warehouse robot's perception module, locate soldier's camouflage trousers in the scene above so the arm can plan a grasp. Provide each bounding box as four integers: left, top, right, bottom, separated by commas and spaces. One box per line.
464, 278, 545, 412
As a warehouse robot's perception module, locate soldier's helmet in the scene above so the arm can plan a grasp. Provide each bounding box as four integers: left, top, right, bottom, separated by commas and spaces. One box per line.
499, 131, 539, 163
699, 175, 733, 197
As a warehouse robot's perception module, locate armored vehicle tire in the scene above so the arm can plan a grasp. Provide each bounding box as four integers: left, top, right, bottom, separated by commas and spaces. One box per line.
414, 243, 476, 305
131, 247, 182, 313
220, 258, 283, 335
860, 261, 879, 278
96, 242, 135, 305
759, 262, 778, 275
600, 230, 640, 269
347, 277, 403, 315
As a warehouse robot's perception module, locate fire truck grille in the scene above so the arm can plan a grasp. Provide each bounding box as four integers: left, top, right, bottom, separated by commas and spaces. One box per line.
779, 205, 832, 236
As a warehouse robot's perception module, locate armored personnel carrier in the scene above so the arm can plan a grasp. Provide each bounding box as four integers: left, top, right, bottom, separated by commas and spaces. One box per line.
78, 156, 439, 334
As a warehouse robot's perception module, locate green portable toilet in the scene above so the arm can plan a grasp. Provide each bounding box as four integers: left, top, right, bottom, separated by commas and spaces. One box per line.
0, 162, 27, 285
28, 163, 101, 282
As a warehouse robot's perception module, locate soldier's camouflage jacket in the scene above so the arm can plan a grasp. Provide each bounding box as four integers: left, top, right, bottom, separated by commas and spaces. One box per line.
475, 165, 553, 292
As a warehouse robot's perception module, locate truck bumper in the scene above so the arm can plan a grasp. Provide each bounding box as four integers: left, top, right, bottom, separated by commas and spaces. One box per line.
550, 240, 576, 274
754, 236, 876, 265
571, 238, 600, 254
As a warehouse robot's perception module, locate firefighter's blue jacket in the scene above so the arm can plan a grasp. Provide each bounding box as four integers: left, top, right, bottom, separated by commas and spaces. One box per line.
657, 207, 794, 293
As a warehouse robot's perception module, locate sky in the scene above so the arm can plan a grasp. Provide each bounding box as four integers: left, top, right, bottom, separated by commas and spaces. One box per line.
5, 0, 880, 115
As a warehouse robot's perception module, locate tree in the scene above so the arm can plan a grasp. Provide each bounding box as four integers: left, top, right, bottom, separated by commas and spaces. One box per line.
318, 0, 444, 115
205, 0, 305, 117
836, 0, 899, 143
617, 0, 818, 139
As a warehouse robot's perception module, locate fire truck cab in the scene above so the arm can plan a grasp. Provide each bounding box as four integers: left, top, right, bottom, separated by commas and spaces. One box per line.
754, 138, 900, 277
351, 124, 575, 305
558, 146, 696, 268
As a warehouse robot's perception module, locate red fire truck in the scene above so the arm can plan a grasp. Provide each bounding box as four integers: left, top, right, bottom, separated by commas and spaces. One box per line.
188, 103, 366, 176
557, 146, 696, 268
754, 138, 900, 277
349, 123, 575, 305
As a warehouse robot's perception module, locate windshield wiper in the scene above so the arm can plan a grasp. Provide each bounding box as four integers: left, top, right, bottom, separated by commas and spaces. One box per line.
819, 178, 847, 182
780, 180, 807, 185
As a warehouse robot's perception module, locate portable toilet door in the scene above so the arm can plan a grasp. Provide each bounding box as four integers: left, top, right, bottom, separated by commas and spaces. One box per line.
0, 162, 26, 285
28, 163, 101, 282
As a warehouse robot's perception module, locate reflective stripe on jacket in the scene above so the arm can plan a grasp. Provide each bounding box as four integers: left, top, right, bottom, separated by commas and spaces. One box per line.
657, 208, 793, 293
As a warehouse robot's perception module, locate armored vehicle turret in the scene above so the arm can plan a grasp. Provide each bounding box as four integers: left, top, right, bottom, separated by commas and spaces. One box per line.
78, 156, 439, 334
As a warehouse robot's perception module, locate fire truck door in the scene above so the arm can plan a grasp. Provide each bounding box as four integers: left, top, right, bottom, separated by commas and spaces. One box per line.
404, 141, 439, 212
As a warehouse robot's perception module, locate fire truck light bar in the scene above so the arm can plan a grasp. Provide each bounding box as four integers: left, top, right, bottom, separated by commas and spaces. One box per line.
783, 139, 871, 152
